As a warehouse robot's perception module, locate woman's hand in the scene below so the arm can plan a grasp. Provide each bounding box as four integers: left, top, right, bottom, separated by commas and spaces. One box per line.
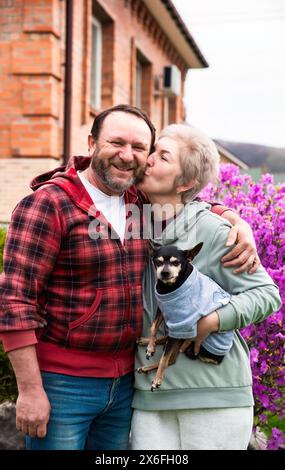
220, 211, 260, 274
180, 311, 220, 356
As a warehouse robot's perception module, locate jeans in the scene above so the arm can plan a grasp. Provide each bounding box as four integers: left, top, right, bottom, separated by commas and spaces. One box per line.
26, 371, 134, 450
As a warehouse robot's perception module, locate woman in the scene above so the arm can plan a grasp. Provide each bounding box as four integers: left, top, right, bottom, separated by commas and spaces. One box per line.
131, 125, 281, 450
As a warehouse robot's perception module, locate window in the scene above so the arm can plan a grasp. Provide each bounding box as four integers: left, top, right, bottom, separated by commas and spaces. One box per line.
135, 50, 152, 115
136, 60, 142, 108
90, 16, 102, 110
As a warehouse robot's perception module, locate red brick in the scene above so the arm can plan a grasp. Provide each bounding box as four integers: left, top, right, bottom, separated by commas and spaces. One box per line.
11, 117, 59, 158
23, 0, 61, 37
22, 76, 60, 117
12, 35, 61, 78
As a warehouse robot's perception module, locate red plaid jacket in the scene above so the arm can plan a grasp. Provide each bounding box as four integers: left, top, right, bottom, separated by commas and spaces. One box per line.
0, 157, 149, 377
0, 157, 229, 377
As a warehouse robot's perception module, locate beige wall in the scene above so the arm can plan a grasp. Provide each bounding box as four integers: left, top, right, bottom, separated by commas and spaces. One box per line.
0, 158, 59, 223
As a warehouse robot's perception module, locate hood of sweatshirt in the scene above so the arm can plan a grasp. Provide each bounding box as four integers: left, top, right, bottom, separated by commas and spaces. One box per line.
30, 156, 140, 215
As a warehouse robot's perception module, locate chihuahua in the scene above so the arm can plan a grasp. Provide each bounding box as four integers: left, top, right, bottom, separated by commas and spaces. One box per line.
137, 244, 234, 391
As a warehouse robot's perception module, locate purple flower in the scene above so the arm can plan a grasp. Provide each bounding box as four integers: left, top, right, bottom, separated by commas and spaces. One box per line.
260, 360, 268, 374
199, 163, 285, 449
267, 428, 285, 450
261, 174, 274, 185
250, 348, 259, 363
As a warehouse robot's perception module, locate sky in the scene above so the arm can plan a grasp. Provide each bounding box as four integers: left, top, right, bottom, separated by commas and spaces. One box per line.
172, 0, 285, 148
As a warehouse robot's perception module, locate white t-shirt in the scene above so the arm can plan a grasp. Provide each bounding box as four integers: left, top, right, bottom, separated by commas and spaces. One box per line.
77, 171, 126, 243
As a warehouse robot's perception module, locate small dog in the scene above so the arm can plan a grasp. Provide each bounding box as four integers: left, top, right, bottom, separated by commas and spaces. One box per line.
137, 244, 233, 391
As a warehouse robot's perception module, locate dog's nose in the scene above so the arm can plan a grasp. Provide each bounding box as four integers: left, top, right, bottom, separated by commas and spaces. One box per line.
161, 271, 171, 278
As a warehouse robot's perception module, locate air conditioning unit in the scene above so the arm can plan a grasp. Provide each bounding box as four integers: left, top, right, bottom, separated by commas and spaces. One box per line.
163, 65, 181, 96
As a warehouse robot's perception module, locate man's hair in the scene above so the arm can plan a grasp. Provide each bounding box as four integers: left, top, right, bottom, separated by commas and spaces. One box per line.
90, 104, 156, 153
159, 124, 220, 203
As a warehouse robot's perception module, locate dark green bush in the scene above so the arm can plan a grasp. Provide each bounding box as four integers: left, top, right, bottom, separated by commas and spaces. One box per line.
0, 343, 18, 402
0, 227, 18, 402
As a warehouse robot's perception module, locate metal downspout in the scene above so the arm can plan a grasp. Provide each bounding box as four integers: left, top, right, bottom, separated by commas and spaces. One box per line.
63, 0, 73, 164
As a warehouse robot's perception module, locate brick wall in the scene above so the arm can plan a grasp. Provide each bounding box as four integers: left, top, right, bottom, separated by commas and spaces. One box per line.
1, 0, 63, 160
71, 0, 189, 155
0, 0, 189, 221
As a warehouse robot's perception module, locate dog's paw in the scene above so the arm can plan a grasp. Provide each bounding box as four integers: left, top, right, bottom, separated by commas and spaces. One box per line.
146, 346, 156, 359
199, 355, 220, 365
151, 379, 162, 391
136, 367, 149, 374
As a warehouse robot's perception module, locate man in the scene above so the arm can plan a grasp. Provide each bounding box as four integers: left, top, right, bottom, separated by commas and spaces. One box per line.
0, 105, 259, 450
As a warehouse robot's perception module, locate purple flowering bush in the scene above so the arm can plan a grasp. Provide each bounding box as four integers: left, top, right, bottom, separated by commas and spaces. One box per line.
199, 164, 285, 450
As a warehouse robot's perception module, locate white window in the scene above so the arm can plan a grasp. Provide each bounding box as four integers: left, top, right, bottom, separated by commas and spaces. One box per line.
90, 16, 102, 110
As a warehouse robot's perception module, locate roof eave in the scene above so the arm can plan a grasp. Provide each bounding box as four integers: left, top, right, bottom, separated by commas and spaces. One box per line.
143, 0, 208, 69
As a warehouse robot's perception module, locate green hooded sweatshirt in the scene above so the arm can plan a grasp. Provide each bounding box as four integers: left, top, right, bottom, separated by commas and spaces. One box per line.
133, 201, 281, 410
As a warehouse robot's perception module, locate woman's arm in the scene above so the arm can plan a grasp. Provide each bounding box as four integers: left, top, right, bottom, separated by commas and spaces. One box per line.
220, 210, 260, 274
207, 223, 281, 331
181, 221, 281, 354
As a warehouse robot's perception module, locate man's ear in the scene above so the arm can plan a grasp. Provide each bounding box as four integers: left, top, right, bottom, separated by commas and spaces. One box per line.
184, 242, 203, 261
88, 135, 96, 154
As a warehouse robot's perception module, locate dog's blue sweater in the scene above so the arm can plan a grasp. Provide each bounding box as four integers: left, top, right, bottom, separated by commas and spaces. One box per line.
155, 266, 234, 356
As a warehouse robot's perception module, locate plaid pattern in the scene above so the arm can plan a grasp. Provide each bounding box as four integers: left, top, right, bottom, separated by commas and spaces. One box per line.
0, 157, 149, 353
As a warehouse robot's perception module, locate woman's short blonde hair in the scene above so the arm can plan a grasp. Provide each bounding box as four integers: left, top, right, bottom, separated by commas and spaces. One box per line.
159, 124, 220, 203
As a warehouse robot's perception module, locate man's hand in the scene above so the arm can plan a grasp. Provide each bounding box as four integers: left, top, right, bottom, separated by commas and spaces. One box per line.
220, 212, 260, 274
16, 385, 51, 438
180, 311, 220, 356
8, 345, 50, 439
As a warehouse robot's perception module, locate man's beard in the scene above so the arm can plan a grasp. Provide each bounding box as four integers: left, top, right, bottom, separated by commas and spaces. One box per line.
90, 151, 146, 193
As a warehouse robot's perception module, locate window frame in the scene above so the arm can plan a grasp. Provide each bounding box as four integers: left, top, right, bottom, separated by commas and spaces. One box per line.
136, 59, 143, 109
90, 16, 102, 110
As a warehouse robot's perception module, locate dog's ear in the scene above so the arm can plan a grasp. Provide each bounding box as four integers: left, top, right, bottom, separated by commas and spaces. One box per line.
148, 241, 160, 258
184, 242, 203, 261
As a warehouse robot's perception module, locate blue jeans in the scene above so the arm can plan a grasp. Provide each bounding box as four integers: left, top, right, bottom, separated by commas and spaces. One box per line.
26, 371, 134, 450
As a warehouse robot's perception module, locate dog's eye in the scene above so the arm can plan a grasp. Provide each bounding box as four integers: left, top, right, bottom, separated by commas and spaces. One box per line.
171, 261, 180, 267
155, 260, 163, 267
